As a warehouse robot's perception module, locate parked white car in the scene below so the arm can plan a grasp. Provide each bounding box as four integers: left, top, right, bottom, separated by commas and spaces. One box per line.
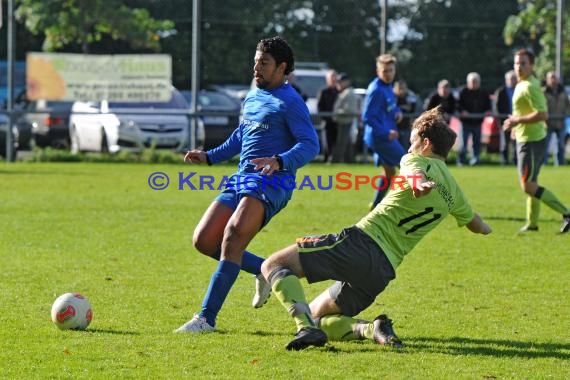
69, 88, 200, 153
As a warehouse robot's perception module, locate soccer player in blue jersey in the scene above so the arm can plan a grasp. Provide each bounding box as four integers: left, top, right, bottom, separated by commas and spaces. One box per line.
260, 106, 492, 350
174, 36, 320, 333
362, 53, 406, 210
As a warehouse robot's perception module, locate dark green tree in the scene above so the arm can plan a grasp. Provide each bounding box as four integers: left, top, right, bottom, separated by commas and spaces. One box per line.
14, 0, 174, 53
503, 0, 570, 80
194, 0, 383, 88
394, 0, 519, 96
4, 0, 530, 96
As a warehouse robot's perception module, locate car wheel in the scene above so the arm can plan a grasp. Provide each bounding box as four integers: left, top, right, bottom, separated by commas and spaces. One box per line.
34, 134, 49, 148
101, 129, 109, 153
10, 146, 18, 161
70, 126, 80, 154
0, 144, 17, 161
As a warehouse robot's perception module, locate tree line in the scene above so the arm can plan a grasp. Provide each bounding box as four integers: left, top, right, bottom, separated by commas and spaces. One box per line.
1, 0, 567, 95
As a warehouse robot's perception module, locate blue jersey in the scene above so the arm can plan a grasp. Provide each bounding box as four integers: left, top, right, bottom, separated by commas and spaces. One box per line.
362, 77, 401, 143
207, 82, 319, 176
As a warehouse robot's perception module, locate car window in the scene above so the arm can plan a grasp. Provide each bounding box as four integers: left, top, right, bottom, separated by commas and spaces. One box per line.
108, 91, 189, 109
293, 75, 327, 98
182, 91, 239, 108
45, 101, 74, 110
198, 92, 238, 108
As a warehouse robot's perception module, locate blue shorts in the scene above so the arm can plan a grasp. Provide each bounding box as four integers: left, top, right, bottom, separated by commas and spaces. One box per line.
215, 173, 292, 227
365, 135, 405, 167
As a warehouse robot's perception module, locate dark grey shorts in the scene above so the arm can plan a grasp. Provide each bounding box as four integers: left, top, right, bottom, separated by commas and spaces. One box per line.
517, 139, 547, 183
297, 226, 396, 317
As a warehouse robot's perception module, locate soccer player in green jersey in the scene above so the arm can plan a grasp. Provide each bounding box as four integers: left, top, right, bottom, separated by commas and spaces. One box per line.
503, 49, 570, 234
260, 106, 492, 350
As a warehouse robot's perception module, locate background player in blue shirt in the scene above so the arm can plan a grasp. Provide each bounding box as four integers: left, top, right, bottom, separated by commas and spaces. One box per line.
362, 54, 406, 210
175, 36, 319, 333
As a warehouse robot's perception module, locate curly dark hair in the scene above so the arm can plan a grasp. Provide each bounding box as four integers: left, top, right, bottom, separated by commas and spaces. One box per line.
412, 106, 457, 158
256, 36, 295, 75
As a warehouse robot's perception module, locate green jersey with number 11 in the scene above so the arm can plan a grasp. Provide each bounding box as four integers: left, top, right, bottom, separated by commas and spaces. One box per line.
356, 153, 474, 269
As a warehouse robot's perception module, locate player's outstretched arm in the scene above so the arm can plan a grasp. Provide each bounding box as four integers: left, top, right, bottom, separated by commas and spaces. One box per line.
466, 213, 492, 235
408, 172, 435, 198
184, 150, 208, 164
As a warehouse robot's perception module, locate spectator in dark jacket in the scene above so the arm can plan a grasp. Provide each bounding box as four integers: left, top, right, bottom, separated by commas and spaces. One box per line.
543, 71, 570, 165
425, 79, 457, 121
458, 72, 491, 166
494, 70, 518, 165
317, 69, 339, 161
394, 79, 419, 151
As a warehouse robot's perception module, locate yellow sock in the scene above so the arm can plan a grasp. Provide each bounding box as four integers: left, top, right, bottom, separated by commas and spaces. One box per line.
538, 188, 570, 215
527, 196, 540, 227
319, 314, 363, 341
271, 275, 315, 331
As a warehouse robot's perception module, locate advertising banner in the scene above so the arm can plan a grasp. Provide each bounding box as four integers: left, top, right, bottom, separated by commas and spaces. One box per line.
26, 53, 172, 102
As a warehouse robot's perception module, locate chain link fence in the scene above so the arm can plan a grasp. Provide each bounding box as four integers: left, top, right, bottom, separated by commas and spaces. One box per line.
3, 0, 568, 163
196, 0, 524, 96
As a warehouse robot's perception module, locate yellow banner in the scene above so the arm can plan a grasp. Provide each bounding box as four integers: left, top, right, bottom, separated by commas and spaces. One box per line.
26, 53, 172, 102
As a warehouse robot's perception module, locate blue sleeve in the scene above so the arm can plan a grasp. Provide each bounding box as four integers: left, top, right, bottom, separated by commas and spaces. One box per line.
280, 99, 319, 172
206, 127, 242, 164
362, 89, 392, 138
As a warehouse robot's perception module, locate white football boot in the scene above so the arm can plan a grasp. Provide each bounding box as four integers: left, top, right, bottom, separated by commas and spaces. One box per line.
251, 273, 271, 308
173, 314, 215, 333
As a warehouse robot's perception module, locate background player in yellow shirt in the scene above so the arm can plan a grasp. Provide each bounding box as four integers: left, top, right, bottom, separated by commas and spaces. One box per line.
503, 49, 570, 234
260, 106, 492, 350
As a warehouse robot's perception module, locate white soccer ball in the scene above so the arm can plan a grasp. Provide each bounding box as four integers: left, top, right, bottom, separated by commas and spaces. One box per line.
51, 293, 93, 330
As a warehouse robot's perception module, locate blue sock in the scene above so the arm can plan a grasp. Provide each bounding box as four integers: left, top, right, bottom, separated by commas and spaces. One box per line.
210, 249, 263, 275
372, 177, 388, 208
199, 260, 240, 327
241, 250, 264, 275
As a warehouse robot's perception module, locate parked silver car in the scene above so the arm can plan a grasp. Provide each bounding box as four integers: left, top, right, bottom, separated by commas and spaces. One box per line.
69, 88, 200, 153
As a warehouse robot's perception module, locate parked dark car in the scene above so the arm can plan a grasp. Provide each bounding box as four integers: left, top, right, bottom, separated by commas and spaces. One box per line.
208, 84, 250, 102
181, 90, 241, 150
15, 94, 74, 149
0, 111, 18, 160
1, 91, 32, 151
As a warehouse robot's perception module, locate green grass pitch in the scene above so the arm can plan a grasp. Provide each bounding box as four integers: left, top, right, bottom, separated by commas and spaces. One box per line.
1, 161, 569, 379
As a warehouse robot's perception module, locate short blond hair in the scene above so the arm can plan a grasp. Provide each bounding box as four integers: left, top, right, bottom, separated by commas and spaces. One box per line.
376, 54, 397, 65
